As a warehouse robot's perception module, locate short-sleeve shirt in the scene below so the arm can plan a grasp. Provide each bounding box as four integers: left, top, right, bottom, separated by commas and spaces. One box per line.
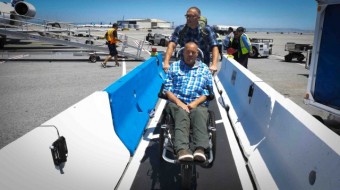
164, 60, 213, 106
170, 24, 218, 65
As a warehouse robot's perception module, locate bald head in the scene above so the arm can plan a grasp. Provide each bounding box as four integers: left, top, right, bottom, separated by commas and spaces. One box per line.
183, 42, 199, 66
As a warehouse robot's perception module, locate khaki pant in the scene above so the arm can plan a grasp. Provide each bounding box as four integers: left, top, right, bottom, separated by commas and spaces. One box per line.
165, 102, 209, 153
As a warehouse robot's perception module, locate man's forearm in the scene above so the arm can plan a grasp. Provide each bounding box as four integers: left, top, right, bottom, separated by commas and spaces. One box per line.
164, 42, 176, 64
166, 91, 183, 105
188, 95, 207, 109
211, 46, 219, 67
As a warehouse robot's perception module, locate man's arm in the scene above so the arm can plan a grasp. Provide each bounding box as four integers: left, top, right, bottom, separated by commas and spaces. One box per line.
163, 42, 176, 72
188, 95, 207, 110
210, 46, 219, 72
166, 91, 190, 112
242, 35, 251, 52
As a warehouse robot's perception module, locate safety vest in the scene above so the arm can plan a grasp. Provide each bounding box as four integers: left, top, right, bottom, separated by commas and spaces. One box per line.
107, 28, 118, 44
239, 33, 251, 55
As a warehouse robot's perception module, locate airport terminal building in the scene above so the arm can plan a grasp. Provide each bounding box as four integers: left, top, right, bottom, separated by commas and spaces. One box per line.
117, 18, 173, 29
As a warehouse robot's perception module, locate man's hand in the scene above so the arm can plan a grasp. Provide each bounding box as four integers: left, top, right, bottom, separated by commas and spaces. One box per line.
187, 102, 198, 110
210, 46, 219, 74
177, 102, 190, 113
163, 62, 170, 72
163, 42, 176, 72
209, 64, 217, 74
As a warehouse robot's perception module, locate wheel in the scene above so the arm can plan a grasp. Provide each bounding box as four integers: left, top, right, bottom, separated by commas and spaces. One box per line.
149, 40, 154, 45
209, 111, 216, 165
284, 53, 293, 62
159, 127, 165, 161
201, 110, 216, 168
160, 39, 165, 46
181, 164, 194, 190
249, 46, 258, 58
85, 40, 94, 45
0, 38, 5, 49
297, 54, 305, 62
89, 55, 97, 63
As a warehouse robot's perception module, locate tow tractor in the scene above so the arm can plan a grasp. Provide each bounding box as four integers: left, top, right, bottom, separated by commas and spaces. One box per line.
145, 33, 170, 47
249, 38, 273, 58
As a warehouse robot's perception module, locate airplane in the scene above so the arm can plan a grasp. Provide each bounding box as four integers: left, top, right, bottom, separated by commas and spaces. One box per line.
0, 0, 116, 49
0, 0, 36, 26
0, 0, 36, 48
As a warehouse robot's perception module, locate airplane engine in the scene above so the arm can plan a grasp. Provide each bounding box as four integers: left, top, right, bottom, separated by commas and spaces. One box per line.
14, 1, 36, 18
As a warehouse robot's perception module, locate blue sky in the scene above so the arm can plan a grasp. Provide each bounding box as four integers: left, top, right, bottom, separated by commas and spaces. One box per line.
7, 0, 317, 30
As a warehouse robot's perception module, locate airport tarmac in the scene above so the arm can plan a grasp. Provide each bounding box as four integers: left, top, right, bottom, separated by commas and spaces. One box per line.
0, 30, 338, 150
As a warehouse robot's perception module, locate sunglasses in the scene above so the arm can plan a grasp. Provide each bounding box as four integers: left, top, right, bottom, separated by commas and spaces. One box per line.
185, 14, 198, 19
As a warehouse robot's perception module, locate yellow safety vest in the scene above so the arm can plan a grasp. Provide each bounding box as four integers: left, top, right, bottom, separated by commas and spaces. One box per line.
239, 33, 251, 55
107, 28, 118, 44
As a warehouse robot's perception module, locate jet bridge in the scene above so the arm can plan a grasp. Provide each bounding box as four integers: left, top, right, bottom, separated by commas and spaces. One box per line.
0, 13, 149, 61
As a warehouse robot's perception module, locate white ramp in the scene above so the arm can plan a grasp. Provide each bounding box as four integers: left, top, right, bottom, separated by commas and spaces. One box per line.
0, 91, 130, 190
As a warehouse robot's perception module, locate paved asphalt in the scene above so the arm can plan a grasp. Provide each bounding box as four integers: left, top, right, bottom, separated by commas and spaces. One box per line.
0, 56, 141, 149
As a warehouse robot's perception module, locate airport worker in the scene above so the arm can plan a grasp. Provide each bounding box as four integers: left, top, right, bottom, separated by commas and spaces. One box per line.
163, 7, 219, 73
227, 31, 240, 60
235, 27, 251, 68
163, 41, 213, 162
102, 23, 121, 68
223, 27, 234, 50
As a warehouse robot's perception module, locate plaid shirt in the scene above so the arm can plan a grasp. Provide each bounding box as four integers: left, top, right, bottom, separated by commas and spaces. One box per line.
164, 60, 213, 106
170, 24, 218, 64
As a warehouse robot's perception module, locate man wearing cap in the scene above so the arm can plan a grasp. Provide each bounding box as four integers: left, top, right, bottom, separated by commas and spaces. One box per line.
235, 27, 252, 68
102, 23, 121, 68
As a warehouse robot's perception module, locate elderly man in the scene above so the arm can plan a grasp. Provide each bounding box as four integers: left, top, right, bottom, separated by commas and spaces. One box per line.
163, 7, 219, 73
163, 41, 213, 162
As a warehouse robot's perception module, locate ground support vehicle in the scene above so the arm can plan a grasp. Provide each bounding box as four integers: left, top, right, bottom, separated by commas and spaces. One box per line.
212, 25, 238, 35
249, 38, 273, 58
146, 33, 169, 46
304, 0, 340, 123
284, 42, 313, 62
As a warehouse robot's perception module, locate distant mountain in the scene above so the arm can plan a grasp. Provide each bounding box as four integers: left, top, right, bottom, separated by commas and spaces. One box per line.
247, 28, 314, 33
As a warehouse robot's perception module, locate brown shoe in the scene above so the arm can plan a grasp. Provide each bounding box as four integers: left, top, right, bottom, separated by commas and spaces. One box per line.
177, 149, 193, 161
193, 148, 206, 162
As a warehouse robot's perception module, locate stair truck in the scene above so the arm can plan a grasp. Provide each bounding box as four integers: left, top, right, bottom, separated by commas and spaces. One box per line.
304, 0, 340, 126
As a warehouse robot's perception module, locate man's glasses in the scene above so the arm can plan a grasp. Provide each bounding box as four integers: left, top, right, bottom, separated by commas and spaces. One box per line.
185, 14, 198, 19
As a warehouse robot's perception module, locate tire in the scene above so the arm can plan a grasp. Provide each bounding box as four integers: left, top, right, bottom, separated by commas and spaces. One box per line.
249, 46, 258, 58
159, 127, 165, 161
181, 164, 194, 190
89, 55, 97, 63
160, 39, 165, 46
149, 40, 154, 45
85, 40, 94, 45
297, 54, 305, 62
0, 38, 5, 49
209, 111, 216, 164
201, 111, 216, 168
284, 53, 293, 62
